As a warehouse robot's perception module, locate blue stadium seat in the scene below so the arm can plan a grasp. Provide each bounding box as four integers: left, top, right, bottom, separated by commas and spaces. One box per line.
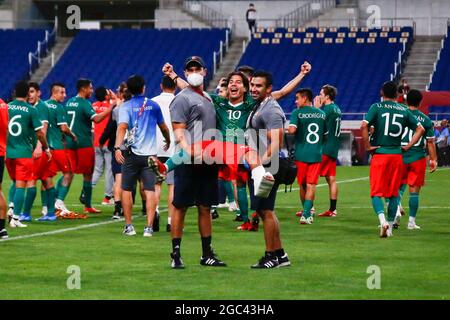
429, 26, 450, 114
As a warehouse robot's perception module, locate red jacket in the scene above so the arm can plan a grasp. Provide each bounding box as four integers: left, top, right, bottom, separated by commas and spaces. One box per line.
0, 99, 8, 157
92, 100, 110, 148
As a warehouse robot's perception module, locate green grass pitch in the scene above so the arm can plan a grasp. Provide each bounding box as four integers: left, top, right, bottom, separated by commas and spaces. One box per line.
1, 166, 449, 299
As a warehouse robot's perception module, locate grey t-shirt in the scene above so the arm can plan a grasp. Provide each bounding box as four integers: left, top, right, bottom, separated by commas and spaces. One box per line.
170, 87, 216, 144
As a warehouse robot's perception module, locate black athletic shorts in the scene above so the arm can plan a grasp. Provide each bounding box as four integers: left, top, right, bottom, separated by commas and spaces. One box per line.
249, 178, 279, 212
0, 156, 4, 184
111, 151, 123, 176
121, 152, 155, 192
173, 164, 218, 209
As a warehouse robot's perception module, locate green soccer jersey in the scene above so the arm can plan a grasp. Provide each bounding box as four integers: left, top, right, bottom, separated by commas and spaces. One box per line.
211, 93, 255, 143
364, 100, 419, 154
29, 99, 50, 149
289, 106, 327, 163
46, 99, 68, 150
64, 96, 96, 149
6, 99, 43, 159
401, 108, 434, 164
322, 102, 342, 159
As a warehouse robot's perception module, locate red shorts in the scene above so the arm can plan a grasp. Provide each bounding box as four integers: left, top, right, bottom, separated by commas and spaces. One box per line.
401, 158, 426, 187
5, 158, 34, 181
67, 147, 95, 175
218, 164, 249, 182
48, 149, 72, 176
370, 154, 403, 198
295, 161, 321, 185
320, 154, 337, 177
32, 153, 51, 180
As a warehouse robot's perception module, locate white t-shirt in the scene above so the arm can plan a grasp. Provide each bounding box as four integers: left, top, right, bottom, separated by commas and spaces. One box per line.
151, 92, 175, 157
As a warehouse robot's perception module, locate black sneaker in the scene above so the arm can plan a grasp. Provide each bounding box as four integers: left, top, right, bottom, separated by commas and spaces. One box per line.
0, 229, 8, 240
211, 209, 219, 220
251, 255, 279, 269
79, 191, 85, 205
200, 252, 227, 267
153, 211, 160, 232
234, 215, 243, 222
166, 224, 171, 232
277, 253, 291, 267
171, 252, 185, 269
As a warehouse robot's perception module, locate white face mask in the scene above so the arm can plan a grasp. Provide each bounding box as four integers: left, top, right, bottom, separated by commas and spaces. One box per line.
187, 73, 204, 87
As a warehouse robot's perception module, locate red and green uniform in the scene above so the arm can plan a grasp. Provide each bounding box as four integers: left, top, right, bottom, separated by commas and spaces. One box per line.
320, 102, 341, 177
32, 100, 51, 180
363, 101, 419, 197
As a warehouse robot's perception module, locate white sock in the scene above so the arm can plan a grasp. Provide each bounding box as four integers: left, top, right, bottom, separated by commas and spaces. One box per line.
378, 213, 387, 225
409, 216, 415, 223
8, 202, 13, 208
388, 221, 394, 229
168, 217, 171, 224
251, 165, 265, 180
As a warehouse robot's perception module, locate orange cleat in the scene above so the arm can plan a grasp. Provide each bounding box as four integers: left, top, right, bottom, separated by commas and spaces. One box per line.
318, 210, 337, 217
237, 221, 252, 231
84, 207, 101, 214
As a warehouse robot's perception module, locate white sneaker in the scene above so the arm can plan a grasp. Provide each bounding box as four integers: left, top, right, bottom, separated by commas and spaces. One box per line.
228, 201, 238, 212
254, 172, 275, 198
143, 226, 153, 237
407, 222, 421, 230
10, 218, 28, 228
300, 216, 313, 225
123, 224, 136, 236
55, 200, 70, 212
217, 202, 229, 209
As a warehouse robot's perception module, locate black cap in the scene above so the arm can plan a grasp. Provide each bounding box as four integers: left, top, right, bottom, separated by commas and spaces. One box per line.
184, 56, 206, 70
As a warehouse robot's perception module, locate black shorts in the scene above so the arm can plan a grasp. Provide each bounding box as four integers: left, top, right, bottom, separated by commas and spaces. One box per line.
121, 152, 155, 192
111, 151, 123, 176
173, 164, 218, 209
249, 178, 279, 212
0, 156, 4, 184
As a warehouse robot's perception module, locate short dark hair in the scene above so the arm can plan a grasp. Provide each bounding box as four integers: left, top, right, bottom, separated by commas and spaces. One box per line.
95, 86, 108, 101
382, 81, 398, 99
76, 78, 92, 92
161, 75, 176, 90
407, 89, 423, 107
252, 70, 273, 87
14, 81, 29, 98
127, 75, 145, 95
50, 82, 65, 92
322, 84, 337, 101
296, 88, 314, 102
29, 82, 40, 91
226, 71, 250, 92
236, 65, 254, 77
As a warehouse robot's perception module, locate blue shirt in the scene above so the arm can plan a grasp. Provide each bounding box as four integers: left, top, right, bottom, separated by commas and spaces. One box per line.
119, 95, 164, 156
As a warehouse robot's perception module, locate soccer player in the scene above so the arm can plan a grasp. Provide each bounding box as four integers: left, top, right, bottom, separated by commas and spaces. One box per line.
396, 89, 437, 229
361, 81, 424, 238
314, 85, 342, 217
6, 81, 52, 228
62, 79, 113, 214
0, 98, 8, 238
45, 82, 77, 218
289, 88, 327, 225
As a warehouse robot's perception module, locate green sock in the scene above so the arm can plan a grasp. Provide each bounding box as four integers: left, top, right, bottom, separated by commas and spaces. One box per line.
303, 199, 313, 218
46, 187, 56, 216
224, 181, 235, 202
83, 181, 93, 208
387, 196, 398, 222
371, 196, 384, 216
13, 187, 26, 217
56, 175, 64, 192
409, 193, 419, 218
237, 186, 249, 221
8, 183, 16, 205
41, 189, 47, 207
57, 180, 70, 201
398, 184, 407, 202
22, 186, 37, 216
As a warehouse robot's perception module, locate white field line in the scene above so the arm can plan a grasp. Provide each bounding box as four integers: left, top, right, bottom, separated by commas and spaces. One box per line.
0, 209, 167, 243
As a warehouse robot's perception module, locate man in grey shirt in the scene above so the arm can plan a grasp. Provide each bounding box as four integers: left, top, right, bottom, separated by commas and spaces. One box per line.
247, 70, 290, 269
168, 56, 226, 269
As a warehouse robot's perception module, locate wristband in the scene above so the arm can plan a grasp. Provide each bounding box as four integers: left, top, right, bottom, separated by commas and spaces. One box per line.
172, 76, 179, 82
114, 146, 121, 151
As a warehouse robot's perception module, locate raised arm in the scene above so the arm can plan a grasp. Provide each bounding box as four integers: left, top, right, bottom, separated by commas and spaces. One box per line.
163, 63, 189, 90
271, 61, 311, 101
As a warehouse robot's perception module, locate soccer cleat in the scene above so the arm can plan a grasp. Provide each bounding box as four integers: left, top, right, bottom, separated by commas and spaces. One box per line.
171, 252, 185, 269
233, 214, 244, 222
36, 215, 57, 222
0, 229, 8, 239
18, 214, 32, 222
251, 255, 279, 269
79, 191, 85, 205
228, 201, 238, 212
148, 156, 167, 183
300, 216, 313, 225
111, 212, 121, 220
200, 253, 227, 267
237, 221, 252, 231
253, 172, 275, 198
278, 253, 291, 267
84, 207, 101, 214
249, 212, 259, 231
393, 211, 401, 229
296, 209, 316, 217
101, 197, 114, 205
55, 200, 71, 213
9, 218, 27, 228
318, 210, 337, 217
152, 212, 160, 232
407, 222, 421, 230
166, 224, 171, 232
217, 202, 229, 209
211, 209, 219, 220
143, 226, 153, 237
123, 224, 136, 236
380, 223, 390, 238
